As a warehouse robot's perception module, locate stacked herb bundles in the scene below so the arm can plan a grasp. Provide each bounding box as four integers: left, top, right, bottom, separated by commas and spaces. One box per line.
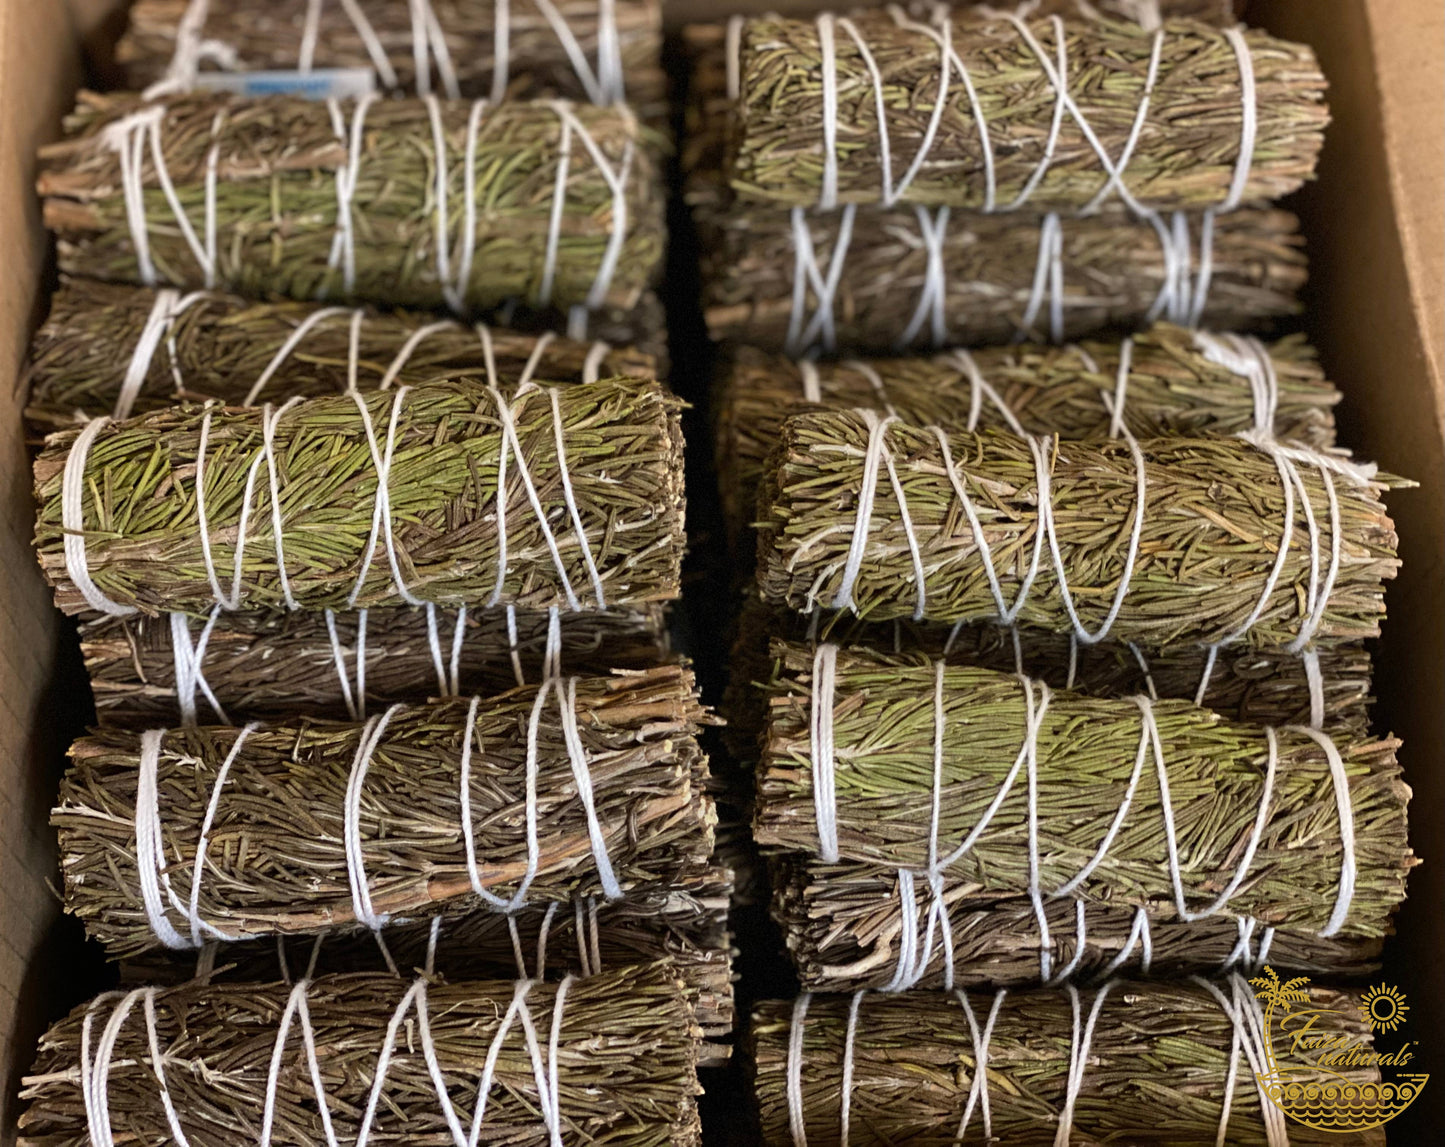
38, 89, 666, 329
118, 0, 668, 121
21, 964, 707, 1146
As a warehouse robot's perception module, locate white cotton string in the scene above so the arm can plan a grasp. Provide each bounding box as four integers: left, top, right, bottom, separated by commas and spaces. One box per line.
533, 0, 623, 104
810, 644, 842, 863
549, 101, 634, 314
61, 417, 138, 617
169, 608, 228, 725
1054, 983, 1112, 1147
184, 723, 257, 948
408, 0, 462, 99
1098, 905, 1152, 977
951, 349, 1027, 436
1303, 647, 1325, 730
135, 729, 191, 951
1155, 714, 1277, 924
343, 704, 404, 932
581, 339, 610, 384
1193, 974, 1290, 1147
838, 990, 864, 1146
831, 409, 898, 612
787, 993, 812, 1147
114, 289, 199, 420
260, 400, 303, 610
1128, 643, 1159, 701
932, 424, 1049, 625
953, 989, 1005, 1142
324, 608, 367, 720
897, 206, 951, 349
1001, 12, 1070, 211
1083, 30, 1165, 213
347, 387, 427, 607
1019, 212, 1066, 342
459, 693, 518, 911
242, 306, 352, 405
81, 990, 140, 1147
323, 94, 377, 298
377, 319, 454, 391
1039, 428, 1148, 644
102, 109, 161, 287
306, 0, 398, 88
548, 386, 607, 607
186, 406, 255, 601
557, 676, 623, 898
785, 204, 857, 356
488, 384, 584, 609
144, 0, 240, 99
1107, 337, 1134, 439
1219, 26, 1258, 213
1194, 644, 1220, 706
518, 332, 557, 388
1291, 724, 1357, 937
538, 109, 573, 308
816, 14, 841, 211
435, 98, 490, 315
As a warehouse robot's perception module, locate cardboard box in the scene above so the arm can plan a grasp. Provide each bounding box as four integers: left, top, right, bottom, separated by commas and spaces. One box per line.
1, 0, 1440, 1139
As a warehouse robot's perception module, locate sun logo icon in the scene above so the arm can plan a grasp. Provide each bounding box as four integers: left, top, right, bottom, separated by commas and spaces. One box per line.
1359, 983, 1410, 1033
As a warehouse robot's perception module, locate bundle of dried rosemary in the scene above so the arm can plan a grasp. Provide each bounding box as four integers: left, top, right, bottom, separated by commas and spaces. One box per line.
123, 864, 736, 1059
716, 327, 1340, 542
55, 666, 715, 958
751, 979, 1382, 1145
721, 604, 1374, 763
38, 90, 665, 315
756, 646, 1412, 944
82, 602, 671, 725
34, 377, 685, 616
729, 10, 1327, 211
119, 0, 667, 119
25, 279, 664, 430
757, 414, 1402, 648
700, 202, 1307, 354
22, 965, 704, 1146
771, 856, 1382, 993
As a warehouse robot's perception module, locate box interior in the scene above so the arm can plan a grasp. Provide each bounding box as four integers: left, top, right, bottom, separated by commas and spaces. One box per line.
2, 0, 1441, 1140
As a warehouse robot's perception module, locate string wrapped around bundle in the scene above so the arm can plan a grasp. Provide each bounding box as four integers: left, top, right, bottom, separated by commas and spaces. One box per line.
34, 377, 685, 616
751, 978, 1385, 1146
756, 645, 1412, 952
716, 326, 1340, 544
82, 602, 671, 726
771, 855, 1384, 993
700, 201, 1307, 354
21, 964, 705, 1147
722, 605, 1374, 762
38, 90, 665, 316
25, 279, 663, 430
728, 9, 1327, 211
54, 666, 716, 958
122, 864, 736, 1059
118, 0, 667, 120
757, 413, 1403, 649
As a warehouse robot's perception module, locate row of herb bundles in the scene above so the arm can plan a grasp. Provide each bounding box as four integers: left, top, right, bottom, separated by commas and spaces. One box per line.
22, 3, 729, 1141
690, 3, 1413, 1142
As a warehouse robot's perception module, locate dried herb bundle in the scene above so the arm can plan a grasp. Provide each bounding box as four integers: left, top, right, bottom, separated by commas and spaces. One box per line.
730, 12, 1327, 210
25, 279, 662, 430
82, 602, 671, 726
757, 416, 1402, 648
39, 91, 665, 314
123, 864, 736, 1058
756, 646, 1412, 938
751, 980, 1383, 1146
22, 965, 704, 1147
119, 0, 667, 119
772, 857, 1383, 993
722, 602, 1374, 762
35, 377, 685, 616
716, 326, 1339, 542
700, 201, 1307, 354
55, 667, 716, 958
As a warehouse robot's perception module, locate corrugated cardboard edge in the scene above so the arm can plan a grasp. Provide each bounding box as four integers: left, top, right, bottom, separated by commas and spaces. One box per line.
0, 3, 83, 1143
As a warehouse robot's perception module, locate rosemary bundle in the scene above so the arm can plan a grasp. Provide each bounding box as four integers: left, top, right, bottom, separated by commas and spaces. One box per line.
34, 377, 685, 616
751, 979, 1383, 1145
119, 0, 667, 119
82, 603, 671, 725
25, 279, 662, 430
721, 604, 1374, 762
700, 201, 1307, 354
21, 965, 704, 1147
54, 667, 716, 958
716, 327, 1340, 542
123, 864, 736, 1058
729, 11, 1327, 211
771, 856, 1382, 992
757, 415, 1402, 648
756, 646, 1412, 939
38, 90, 665, 314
